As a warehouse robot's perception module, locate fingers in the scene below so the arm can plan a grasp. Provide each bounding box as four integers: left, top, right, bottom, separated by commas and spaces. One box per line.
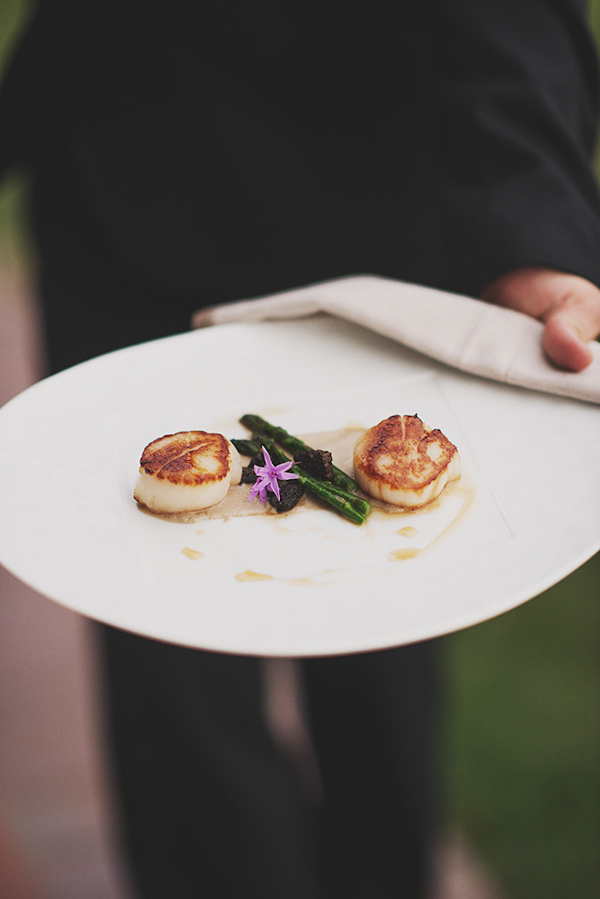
480, 266, 600, 372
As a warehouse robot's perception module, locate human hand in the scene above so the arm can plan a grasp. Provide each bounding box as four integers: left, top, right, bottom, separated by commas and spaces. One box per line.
480, 266, 600, 372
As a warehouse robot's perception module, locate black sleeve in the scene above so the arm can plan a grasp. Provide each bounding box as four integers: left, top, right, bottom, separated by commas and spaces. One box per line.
0, 0, 88, 181
0, 2, 48, 179
435, 0, 600, 295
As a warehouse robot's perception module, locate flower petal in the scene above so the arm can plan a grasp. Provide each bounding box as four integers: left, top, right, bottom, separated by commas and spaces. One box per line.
278, 469, 299, 481
248, 446, 299, 503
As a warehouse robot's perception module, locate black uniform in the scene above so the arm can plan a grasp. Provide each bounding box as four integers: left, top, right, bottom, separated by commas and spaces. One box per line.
2, 2, 600, 897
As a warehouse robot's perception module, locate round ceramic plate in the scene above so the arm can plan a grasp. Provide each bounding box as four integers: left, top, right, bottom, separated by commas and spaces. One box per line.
0, 315, 598, 656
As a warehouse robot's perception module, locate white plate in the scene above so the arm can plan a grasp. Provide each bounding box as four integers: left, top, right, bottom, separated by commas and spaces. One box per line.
0, 316, 598, 657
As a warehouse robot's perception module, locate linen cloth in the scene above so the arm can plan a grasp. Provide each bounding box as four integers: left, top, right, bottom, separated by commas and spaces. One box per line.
193, 275, 600, 405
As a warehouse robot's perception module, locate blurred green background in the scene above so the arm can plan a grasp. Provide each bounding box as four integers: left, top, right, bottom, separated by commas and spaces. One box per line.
0, 2, 598, 898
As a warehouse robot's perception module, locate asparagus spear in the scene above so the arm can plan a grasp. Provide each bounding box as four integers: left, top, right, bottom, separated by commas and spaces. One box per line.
239, 414, 358, 493
232, 437, 371, 525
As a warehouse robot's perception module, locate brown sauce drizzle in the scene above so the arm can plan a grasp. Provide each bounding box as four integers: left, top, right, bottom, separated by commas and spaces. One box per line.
235, 570, 274, 582
181, 547, 204, 560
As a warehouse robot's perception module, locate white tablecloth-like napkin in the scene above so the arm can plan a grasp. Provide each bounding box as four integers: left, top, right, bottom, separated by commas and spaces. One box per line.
192, 274, 600, 405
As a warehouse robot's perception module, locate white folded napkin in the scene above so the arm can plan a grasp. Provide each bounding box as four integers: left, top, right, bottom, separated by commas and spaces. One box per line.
192, 274, 600, 405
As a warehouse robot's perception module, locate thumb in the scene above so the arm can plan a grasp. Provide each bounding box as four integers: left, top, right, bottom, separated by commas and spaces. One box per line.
541, 292, 600, 372
480, 267, 600, 372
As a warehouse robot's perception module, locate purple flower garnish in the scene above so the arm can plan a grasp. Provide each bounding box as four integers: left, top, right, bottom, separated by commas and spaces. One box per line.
249, 447, 299, 503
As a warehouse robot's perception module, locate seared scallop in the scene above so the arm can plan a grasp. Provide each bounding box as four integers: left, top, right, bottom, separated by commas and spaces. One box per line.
134, 431, 242, 513
353, 414, 460, 509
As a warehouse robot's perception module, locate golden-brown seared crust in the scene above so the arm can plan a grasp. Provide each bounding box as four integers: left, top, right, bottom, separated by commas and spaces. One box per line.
140, 431, 231, 486
354, 415, 457, 490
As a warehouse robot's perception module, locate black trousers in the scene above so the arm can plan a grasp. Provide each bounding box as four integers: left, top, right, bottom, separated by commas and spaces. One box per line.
101, 627, 439, 899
